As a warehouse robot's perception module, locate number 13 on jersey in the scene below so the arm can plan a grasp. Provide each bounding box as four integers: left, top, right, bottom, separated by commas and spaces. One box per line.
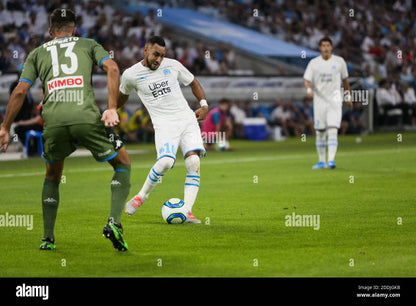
46, 41, 78, 77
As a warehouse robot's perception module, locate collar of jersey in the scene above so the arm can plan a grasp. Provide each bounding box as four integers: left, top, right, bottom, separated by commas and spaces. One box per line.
53, 36, 71, 40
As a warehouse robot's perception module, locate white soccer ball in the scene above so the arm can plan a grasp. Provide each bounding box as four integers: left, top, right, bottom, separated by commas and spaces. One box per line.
216, 140, 230, 151
161, 198, 188, 224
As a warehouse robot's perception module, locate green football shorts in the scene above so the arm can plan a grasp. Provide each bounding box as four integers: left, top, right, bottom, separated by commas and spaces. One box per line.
42, 123, 123, 163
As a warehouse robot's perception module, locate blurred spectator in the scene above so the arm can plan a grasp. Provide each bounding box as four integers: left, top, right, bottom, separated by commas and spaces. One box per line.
75, 16, 88, 38
0, 47, 15, 72
296, 97, 315, 135
398, 82, 416, 125
7, 32, 25, 67
121, 38, 141, 65
0, 2, 241, 75
376, 79, 403, 126
201, 98, 233, 151
230, 100, 246, 139
18, 23, 30, 43
0, 3, 10, 26
115, 104, 132, 143
341, 102, 366, 134
14, 100, 43, 156
128, 107, 154, 143
9, 77, 43, 156
269, 100, 303, 137
9, 65, 34, 123
28, 10, 48, 36
191, 48, 208, 74
204, 49, 221, 74
363, 65, 378, 90
115, 106, 154, 143
144, 9, 162, 36
193, 0, 416, 79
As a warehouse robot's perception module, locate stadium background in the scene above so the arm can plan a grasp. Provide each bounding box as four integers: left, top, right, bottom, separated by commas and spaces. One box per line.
1, 0, 415, 146
0, 2, 415, 294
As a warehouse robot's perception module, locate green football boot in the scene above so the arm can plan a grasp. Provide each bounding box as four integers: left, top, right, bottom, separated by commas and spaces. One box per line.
39, 238, 56, 250
103, 217, 128, 251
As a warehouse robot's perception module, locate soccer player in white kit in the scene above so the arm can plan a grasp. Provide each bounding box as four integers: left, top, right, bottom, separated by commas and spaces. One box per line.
303, 37, 352, 169
118, 36, 208, 223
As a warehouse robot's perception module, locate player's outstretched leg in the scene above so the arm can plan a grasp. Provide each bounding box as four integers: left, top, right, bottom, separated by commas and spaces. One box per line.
183, 154, 201, 223
125, 156, 175, 215
312, 130, 326, 169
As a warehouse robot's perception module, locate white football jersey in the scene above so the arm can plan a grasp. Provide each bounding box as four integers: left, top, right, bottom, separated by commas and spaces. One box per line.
119, 58, 195, 124
303, 54, 348, 105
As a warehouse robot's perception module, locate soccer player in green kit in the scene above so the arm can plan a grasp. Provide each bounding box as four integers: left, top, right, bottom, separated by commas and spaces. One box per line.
0, 8, 131, 251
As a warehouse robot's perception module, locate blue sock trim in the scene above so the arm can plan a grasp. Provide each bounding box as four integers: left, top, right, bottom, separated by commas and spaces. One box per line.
185, 183, 200, 187
148, 175, 159, 182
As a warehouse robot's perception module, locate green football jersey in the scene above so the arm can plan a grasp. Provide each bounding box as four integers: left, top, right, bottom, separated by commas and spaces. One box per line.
19, 36, 111, 128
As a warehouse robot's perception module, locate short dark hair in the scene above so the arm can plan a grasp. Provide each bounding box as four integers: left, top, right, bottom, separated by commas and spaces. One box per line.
146, 36, 166, 47
319, 36, 333, 46
49, 8, 76, 35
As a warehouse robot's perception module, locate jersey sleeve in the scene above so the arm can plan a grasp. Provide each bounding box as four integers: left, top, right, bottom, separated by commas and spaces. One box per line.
340, 57, 348, 79
119, 69, 134, 95
174, 60, 194, 86
303, 60, 313, 82
91, 40, 111, 69
19, 49, 38, 86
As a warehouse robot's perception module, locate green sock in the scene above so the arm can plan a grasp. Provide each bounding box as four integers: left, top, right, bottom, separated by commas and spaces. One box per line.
110, 164, 131, 224
42, 179, 60, 240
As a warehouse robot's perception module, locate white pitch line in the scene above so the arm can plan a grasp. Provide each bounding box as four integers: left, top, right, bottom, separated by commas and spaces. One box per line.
0, 147, 414, 179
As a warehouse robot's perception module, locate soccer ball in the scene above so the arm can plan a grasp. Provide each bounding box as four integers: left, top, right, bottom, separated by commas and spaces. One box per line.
216, 140, 230, 151
161, 198, 188, 224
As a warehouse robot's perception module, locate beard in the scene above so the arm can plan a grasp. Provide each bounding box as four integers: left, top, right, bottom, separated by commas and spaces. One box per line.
146, 57, 160, 70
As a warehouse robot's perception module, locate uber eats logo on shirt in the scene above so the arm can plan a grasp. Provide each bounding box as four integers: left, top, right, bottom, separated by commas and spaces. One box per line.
148, 80, 171, 98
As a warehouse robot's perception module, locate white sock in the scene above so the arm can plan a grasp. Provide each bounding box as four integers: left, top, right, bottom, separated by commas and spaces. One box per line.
138, 157, 175, 200
327, 128, 338, 162
183, 155, 200, 212
316, 130, 326, 163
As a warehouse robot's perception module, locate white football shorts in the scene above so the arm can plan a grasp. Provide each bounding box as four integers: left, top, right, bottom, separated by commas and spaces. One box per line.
153, 116, 206, 164
313, 102, 342, 130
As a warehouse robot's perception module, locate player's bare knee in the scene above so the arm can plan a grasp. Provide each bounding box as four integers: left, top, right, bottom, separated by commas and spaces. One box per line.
110, 148, 131, 168
45, 161, 64, 182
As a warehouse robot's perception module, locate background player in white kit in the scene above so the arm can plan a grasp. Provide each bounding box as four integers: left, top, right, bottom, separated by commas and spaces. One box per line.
118, 36, 208, 223
303, 37, 352, 169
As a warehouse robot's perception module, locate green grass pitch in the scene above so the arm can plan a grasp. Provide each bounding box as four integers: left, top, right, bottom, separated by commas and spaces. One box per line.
0, 132, 415, 277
